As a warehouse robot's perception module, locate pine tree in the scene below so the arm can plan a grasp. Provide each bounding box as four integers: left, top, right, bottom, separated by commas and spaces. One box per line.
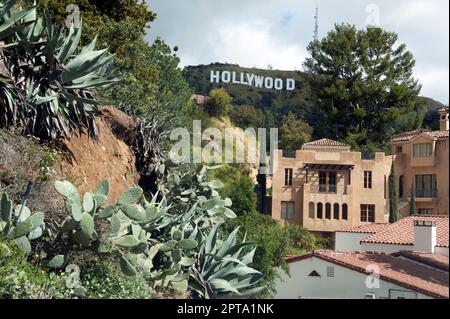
409, 183, 417, 216
389, 162, 398, 223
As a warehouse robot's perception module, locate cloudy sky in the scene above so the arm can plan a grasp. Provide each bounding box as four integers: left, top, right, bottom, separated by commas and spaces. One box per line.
146, 0, 449, 103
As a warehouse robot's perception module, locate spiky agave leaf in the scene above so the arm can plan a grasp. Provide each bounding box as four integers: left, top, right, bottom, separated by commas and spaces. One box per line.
0, 1, 119, 140
191, 223, 263, 299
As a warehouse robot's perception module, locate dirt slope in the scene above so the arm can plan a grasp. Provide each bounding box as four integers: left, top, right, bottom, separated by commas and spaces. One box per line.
56, 106, 139, 204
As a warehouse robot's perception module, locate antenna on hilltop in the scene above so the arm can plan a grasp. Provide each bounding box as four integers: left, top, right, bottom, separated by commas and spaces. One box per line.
314, 0, 319, 41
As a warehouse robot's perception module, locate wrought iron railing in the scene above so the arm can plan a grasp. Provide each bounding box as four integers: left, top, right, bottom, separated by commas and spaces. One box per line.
416, 189, 438, 198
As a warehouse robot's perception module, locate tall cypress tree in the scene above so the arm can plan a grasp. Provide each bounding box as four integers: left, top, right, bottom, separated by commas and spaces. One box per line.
409, 183, 417, 216
389, 162, 398, 223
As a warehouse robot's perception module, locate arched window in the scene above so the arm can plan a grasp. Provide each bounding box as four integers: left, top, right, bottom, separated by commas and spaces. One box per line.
342, 204, 348, 220
325, 203, 331, 219
309, 202, 315, 219
317, 203, 323, 219
334, 203, 340, 220
399, 175, 404, 199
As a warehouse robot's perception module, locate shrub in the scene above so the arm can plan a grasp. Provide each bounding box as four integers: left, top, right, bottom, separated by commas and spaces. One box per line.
81, 261, 152, 299
0, 240, 70, 299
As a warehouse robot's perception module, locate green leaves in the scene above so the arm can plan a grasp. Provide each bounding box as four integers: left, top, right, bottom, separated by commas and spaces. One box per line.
109, 213, 121, 237
80, 213, 95, 237
120, 256, 137, 277
9, 220, 32, 239
55, 181, 80, 203
121, 204, 146, 221
178, 239, 198, 250
47, 255, 65, 269
0, 3, 118, 140
83, 192, 95, 214
1, 193, 12, 222
116, 235, 140, 248
118, 188, 143, 205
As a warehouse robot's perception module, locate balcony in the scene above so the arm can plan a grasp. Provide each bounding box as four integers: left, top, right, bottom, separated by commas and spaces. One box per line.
309, 184, 348, 195
416, 189, 438, 199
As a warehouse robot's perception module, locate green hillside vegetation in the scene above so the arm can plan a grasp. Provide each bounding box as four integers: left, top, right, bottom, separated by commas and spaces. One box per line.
184, 63, 446, 153
183, 63, 318, 123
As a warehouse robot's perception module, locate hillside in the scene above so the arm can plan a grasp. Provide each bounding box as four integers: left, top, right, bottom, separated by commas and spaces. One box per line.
183, 63, 447, 131
183, 63, 318, 124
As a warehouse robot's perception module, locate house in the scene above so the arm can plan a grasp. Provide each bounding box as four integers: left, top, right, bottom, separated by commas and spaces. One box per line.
271, 138, 393, 238
190, 93, 211, 107
275, 250, 449, 299
335, 215, 449, 256
270, 108, 449, 242
390, 107, 449, 217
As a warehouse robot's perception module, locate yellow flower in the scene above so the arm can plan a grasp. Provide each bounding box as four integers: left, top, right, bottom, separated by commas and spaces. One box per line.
60, 272, 65, 276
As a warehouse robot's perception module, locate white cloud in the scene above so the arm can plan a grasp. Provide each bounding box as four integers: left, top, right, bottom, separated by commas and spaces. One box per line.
146, 0, 449, 103
417, 69, 449, 103
202, 20, 306, 70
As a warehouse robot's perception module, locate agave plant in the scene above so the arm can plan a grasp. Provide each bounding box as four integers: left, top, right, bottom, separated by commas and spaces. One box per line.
190, 223, 263, 299
0, 0, 119, 139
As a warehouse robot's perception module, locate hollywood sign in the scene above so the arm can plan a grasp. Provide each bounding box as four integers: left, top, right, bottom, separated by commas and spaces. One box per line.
210, 70, 296, 91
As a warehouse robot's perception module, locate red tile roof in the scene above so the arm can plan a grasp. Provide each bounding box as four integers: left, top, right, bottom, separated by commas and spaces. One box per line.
338, 223, 390, 234
361, 215, 449, 248
303, 138, 350, 148
392, 251, 449, 272
287, 251, 449, 299
391, 128, 449, 142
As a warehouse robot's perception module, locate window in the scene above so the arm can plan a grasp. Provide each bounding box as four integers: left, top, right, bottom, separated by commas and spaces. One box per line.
399, 176, 404, 199
418, 209, 434, 215
325, 203, 331, 219
317, 203, 323, 219
364, 171, 372, 189
342, 204, 348, 220
415, 175, 437, 198
281, 202, 295, 220
328, 172, 337, 193
384, 176, 387, 199
284, 169, 293, 186
334, 203, 340, 220
397, 146, 403, 154
361, 205, 375, 222
319, 171, 327, 192
309, 202, 315, 219
413, 143, 432, 158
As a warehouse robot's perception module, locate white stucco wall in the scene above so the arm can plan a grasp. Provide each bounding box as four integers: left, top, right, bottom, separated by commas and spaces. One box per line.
335, 232, 371, 251
435, 247, 449, 256
274, 257, 433, 299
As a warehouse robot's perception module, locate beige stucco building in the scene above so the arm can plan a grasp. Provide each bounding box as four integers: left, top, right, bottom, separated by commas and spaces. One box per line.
271, 108, 449, 238
271, 139, 393, 237
390, 107, 449, 217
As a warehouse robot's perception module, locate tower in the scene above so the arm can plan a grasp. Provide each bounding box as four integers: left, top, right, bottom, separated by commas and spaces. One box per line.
438, 107, 449, 131
314, 1, 319, 41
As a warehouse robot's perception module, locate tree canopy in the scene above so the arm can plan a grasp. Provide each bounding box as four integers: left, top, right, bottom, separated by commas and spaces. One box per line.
305, 24, 422, 153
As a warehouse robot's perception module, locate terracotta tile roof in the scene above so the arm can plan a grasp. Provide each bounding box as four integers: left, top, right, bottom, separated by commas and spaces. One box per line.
429, 130, 449, 140
311, 251, 449, 299
303, 138, 350, 148
338, 223, 390, 234
391, 128, 449, 142
393, 251, 449, 272
361, 216, 449, 248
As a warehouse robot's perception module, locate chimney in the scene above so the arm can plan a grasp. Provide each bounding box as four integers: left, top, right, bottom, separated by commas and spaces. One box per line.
438, 108, 449, 131
413, 220, 437, 253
